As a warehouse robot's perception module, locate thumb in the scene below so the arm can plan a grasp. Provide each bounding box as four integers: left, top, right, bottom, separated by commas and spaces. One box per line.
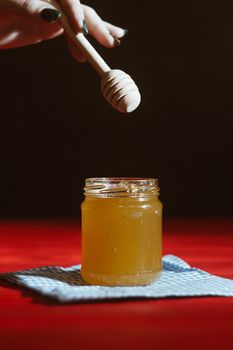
19, 0, 61, 23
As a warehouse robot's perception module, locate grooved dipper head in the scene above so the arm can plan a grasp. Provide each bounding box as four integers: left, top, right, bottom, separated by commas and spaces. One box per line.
100, 70, 141, 113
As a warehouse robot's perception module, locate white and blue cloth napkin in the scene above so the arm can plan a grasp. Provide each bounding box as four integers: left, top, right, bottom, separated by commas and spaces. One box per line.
1, 255, 233, 302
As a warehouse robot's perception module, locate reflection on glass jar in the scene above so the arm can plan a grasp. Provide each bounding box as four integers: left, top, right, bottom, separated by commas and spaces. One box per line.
81, 178, 162, 286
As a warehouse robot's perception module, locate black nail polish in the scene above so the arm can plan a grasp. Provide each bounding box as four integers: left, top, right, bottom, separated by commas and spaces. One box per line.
40, 8, 61, 23
83, 19, 89, 35
111, 35, 121, 47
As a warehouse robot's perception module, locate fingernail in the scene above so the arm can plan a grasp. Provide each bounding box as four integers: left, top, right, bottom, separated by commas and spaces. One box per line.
82, 19, 89, 35
111, 35, 121, 47
123, 29, 128, 36
40, 8, 61, 23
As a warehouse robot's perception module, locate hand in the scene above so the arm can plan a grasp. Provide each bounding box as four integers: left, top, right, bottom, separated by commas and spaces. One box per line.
0, 0, 127, 61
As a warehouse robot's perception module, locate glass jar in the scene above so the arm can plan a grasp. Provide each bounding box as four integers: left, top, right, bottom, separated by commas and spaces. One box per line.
81, 178, 162, 286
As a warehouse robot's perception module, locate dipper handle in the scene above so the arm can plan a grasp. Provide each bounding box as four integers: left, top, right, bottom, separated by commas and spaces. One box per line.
59, 13, 111, 76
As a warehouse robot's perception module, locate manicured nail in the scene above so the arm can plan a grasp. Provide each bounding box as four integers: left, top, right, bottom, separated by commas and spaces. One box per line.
40, 8, 61, 23
111, 35, 121, 47
123, 29, 128, 36
83, 19, 89, 35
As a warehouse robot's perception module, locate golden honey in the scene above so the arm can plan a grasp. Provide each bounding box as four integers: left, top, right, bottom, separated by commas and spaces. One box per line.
81, 178, 162, 286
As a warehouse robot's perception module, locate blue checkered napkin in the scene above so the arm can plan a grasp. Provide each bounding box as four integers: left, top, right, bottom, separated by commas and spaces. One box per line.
1, 255, 233, 302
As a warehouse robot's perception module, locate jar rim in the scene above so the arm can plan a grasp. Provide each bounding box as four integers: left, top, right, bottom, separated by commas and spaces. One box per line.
84, 177, 159, 197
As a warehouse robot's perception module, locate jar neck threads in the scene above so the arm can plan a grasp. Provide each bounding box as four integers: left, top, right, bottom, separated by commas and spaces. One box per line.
84, 178, 159, 198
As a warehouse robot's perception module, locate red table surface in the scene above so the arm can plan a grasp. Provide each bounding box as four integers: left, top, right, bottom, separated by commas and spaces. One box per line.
0, 219, 233, 350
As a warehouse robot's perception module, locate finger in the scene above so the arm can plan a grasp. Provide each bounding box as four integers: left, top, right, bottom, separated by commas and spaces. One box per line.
18, 0, 61, 22
103, 21, 128, 39
56, 0, 84, 34
66, 36, 86, 62
83, 6, 116, 48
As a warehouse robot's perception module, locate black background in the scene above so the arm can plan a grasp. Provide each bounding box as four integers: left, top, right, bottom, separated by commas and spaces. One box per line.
0, 0, 232, 218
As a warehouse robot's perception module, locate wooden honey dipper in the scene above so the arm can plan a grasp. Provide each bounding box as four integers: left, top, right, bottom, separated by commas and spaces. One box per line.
60, 15, 141, 113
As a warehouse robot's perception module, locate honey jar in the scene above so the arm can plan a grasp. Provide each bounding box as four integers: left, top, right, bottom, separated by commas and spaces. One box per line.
81, 178, 162, 286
